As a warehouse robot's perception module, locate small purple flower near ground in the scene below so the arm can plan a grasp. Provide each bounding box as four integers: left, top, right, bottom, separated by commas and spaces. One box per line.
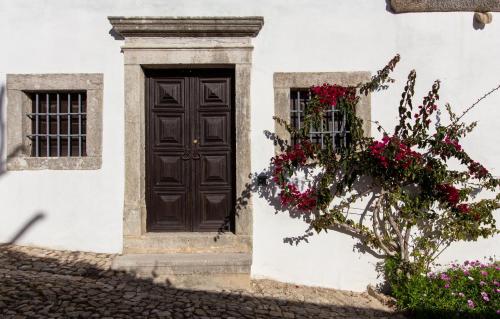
481, 292, 490, 302
467, 299, 475, 308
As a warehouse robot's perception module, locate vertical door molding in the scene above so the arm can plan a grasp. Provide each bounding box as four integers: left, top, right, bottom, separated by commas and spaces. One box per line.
110, 17, 263, 253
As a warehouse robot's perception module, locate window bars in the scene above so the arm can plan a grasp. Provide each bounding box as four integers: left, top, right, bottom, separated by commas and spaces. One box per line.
290, 88, 350, 150
27, 92, 87, 157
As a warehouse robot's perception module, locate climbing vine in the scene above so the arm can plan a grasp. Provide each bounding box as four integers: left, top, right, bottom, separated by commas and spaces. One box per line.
270, 55, 500, 276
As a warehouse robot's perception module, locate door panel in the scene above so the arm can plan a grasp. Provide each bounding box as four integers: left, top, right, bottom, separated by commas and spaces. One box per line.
200, 114, 229, 146
153, 114, 185, 147
146, 69, 234, 232
198, 190, 231, 231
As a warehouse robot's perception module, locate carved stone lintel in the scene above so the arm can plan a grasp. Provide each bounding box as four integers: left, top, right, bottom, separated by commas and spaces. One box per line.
390, 0, 500, 13
108, 16, 264, 38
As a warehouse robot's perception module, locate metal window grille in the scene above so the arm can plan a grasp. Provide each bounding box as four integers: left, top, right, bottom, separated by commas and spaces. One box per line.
27, 92, 87, 157
290, 88, 350, 150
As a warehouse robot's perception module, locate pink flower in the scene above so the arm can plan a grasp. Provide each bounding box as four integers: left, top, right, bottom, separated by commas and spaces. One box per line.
480, 281, 486, 286
467, 300, 475, 308
481, 270, 488, 276
440, 273, 450, 281
444, 283, 450, 289
481, 292, 489, 302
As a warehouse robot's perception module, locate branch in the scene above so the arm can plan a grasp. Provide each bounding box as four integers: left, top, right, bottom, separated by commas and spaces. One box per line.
372, 195, 397, 257
454, 83, 500, 124
403, 223, 412, 262
375, 198, 397, 250
384, 194, 404, 256
427, 239, 451, 267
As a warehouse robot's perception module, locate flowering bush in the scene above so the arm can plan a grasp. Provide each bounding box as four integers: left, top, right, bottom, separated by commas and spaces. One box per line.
389, 259, 500, 318
270, 55, 500, 281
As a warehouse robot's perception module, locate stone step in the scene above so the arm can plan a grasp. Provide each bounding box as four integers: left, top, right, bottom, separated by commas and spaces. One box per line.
123, 233, 251, 254
111, 252, 251, 290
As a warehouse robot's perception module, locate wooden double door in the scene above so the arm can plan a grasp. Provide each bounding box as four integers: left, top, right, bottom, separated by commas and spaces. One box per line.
146, 69, 235, 232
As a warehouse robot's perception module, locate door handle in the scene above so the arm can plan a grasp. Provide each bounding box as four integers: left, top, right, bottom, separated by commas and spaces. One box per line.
193, 139, 198, 144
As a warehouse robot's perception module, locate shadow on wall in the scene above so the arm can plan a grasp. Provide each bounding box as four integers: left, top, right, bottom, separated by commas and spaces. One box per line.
220, 129, 385, 261
0, 85, 22, 176
0, 85, 47, 245
0, 245, 408, 318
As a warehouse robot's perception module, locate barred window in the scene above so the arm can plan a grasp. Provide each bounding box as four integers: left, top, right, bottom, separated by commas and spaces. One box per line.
290, 88, 351, 150
27, 92, 87, 157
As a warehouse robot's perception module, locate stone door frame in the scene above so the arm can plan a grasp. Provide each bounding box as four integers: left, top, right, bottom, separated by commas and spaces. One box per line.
109, 17, 263, 252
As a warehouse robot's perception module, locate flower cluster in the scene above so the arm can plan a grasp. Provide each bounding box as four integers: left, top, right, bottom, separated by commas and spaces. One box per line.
310, 83, 354, 108
271, 141, 317, 211
436, 183, 460, 207
444, 135, 462, 152
456, 203, 470, 214
272, 143, 310, 182
426, 259, 500, 313
279, 183, 317, 211
369, 135, 422, 169
469, 160, 489, 179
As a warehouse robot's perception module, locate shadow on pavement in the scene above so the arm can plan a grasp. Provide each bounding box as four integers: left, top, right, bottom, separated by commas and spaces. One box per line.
0, 245, 406, 319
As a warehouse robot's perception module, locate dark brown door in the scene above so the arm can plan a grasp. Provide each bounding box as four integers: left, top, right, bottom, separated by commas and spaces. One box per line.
146, 69, 234, 232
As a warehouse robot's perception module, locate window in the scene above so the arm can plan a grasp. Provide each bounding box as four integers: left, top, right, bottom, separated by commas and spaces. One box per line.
28, 92, 87, 157
6, 74, 103, 170
273, 72, 371, 154
290, 88, 350, 150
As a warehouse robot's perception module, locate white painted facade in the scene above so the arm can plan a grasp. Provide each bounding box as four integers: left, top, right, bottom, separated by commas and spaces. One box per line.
0, 0, 499, 291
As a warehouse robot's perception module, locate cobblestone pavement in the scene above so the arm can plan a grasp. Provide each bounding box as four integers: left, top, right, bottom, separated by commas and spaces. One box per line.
0, 245, 405, 319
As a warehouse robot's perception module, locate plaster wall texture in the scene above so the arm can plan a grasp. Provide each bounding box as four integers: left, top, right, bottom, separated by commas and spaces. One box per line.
0, 0, 499, 291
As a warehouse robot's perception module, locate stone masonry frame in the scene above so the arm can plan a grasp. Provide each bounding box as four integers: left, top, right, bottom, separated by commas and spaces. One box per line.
273, 72, 372, 152
390, 0, 500, 13
6, 74, 103, 170
109, 17, 264, 253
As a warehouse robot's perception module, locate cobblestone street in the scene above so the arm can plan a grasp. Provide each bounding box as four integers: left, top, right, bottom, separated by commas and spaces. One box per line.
0, 245, 404, 318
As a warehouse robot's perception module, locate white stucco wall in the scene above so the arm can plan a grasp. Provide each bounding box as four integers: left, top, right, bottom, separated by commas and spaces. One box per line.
0, 0, 499, 291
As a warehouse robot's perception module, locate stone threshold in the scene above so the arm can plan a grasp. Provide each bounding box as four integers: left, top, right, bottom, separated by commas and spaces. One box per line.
123, 232, 252, 254
112, 252, 252, 290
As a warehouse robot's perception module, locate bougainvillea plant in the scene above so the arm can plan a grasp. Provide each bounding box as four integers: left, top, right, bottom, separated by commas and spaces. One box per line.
271, 55, 500, 277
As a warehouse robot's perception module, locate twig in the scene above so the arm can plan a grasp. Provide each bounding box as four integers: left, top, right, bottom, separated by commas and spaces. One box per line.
455, 83, 500, 123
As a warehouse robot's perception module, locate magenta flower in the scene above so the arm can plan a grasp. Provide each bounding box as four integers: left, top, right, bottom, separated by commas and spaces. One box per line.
444, 283, 450, 289
481, 292, 489, 302
467, 300, 475, 308
440, 273, 450, 281
481, 270, 488, 276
